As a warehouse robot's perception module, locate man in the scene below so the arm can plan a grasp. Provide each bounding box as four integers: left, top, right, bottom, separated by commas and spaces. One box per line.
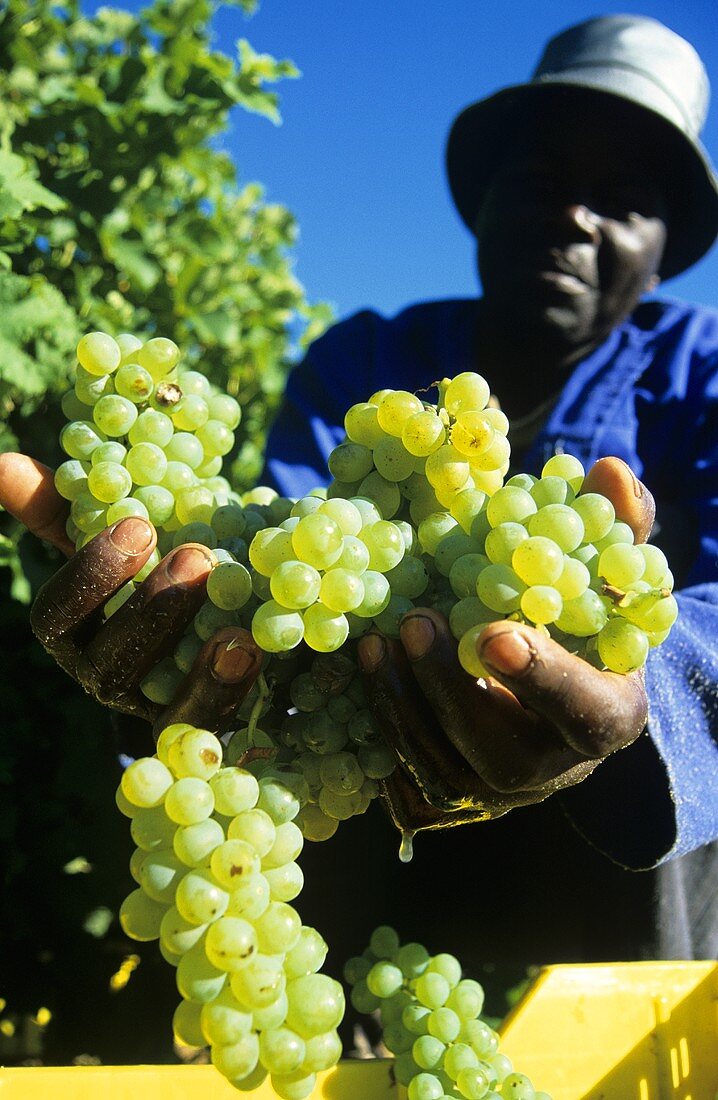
0, 14, 716, 992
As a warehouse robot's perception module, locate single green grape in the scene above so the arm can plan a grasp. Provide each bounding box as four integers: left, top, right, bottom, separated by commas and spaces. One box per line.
443, 371, 490, 415
597, 617, 650, 672
77, 331, 122, 376
486, 486, 537, 527
527, 504, 584, 552
302, 603, 349, 652
115, 362, 154, 403
93, 394, 138, 437
129, 408, 174, 448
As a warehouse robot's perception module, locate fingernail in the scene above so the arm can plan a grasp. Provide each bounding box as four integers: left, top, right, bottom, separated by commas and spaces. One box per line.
480, 630, 532, 675
166, 545, 215, 584
401, 614, 435, 660
109, 517, 154, 554
358, 633, 386, 673
212, 637, 257, 682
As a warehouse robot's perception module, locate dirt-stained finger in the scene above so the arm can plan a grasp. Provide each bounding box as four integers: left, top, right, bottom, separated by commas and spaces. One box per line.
356, 631, 488, 810
398, 609, 593, 791
156, 628, 263, 737
74, 543, 215, 707
478, 620, 648, 758
30, 517, 157, 677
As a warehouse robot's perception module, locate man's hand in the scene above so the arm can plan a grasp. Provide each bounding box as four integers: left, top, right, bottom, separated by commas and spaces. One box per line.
0, 453, 262, 737
356, 457, 656, 832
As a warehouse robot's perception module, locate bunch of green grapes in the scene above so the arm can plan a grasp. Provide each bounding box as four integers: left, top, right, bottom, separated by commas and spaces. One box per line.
280, 653, 397, 837
57, 339, 677, 683
55, 330, 242, 603
232, 374, 509, 650
134, 483, 403, 829
117, 722, 344, 1098
247, 491, 411, 654
345, 927, 551, 1100
424, 454, 677, 677
336, 373, 510, 515
54, 333, 403, 837
215, 649, 397, 840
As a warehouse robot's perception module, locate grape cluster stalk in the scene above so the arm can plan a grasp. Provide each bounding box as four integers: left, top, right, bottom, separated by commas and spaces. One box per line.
54, 330, 679, 1095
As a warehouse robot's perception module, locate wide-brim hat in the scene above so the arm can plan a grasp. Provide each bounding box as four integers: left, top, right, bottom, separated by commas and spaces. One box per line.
446, 15, 718, 279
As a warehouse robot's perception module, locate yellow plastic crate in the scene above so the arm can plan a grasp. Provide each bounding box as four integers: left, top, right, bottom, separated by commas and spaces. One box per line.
1, 962, 716, 1099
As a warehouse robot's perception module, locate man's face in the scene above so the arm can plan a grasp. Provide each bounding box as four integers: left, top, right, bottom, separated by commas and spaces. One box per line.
475, 105, 669, 354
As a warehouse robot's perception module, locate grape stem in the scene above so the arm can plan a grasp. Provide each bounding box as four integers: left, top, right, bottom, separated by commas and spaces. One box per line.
246, 672, 270, 747
435, 377, 450, 412
601, 583, 626, 604
415, 380, 442, 401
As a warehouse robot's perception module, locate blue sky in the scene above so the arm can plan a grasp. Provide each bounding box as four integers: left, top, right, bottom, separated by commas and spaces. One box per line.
86, 1, 718, 325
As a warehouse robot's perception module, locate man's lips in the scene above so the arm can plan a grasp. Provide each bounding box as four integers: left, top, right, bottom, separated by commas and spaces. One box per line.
513, 251, 598, 296
538, 249, 597, 288
535, 269, 590, 295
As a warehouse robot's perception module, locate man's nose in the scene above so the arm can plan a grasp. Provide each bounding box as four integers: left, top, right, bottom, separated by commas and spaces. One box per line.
561, 203, 600, 241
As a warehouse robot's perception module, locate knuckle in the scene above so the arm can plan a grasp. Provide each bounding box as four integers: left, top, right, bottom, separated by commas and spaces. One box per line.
30, 609, 77, 676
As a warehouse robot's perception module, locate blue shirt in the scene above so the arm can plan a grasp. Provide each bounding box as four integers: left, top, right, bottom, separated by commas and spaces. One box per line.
263, 296, 718, 873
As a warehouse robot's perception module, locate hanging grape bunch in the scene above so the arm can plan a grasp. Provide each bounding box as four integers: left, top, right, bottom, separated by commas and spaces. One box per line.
56, 330, 241, 590
117, 723, 345, 1098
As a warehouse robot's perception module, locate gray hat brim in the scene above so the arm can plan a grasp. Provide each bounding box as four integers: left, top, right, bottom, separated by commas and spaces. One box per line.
446, 81, 718, 280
